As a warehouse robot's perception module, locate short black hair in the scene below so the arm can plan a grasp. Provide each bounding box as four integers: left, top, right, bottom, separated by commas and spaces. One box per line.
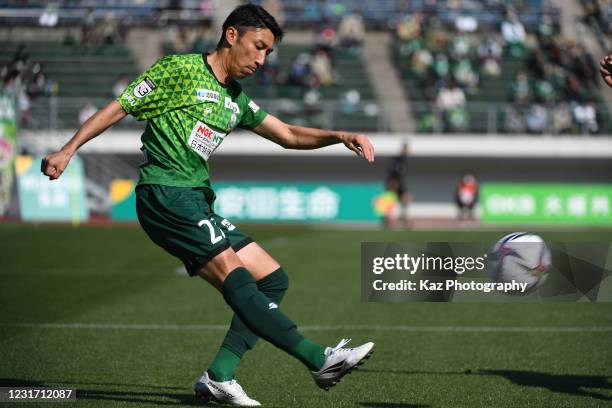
216, 4, 284, 49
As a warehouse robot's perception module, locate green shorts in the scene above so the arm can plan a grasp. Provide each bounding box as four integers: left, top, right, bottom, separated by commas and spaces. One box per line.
136, 184, 253, 276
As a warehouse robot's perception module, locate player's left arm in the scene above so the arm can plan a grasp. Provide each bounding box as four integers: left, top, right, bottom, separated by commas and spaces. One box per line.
252, 114, 375, 162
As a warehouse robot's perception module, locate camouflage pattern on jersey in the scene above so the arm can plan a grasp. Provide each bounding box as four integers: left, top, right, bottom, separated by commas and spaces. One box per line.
117, 53, 267, 188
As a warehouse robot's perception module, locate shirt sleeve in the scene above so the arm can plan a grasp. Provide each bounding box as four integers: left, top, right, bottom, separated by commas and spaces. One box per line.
237, 92, 268, 130
117, 55, 178, 121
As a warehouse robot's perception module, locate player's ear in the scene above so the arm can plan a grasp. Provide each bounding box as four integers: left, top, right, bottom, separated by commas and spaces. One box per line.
225, 26, 239, 47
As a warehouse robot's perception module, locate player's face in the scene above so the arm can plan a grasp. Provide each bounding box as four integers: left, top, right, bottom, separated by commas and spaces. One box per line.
229, 28, 275, 79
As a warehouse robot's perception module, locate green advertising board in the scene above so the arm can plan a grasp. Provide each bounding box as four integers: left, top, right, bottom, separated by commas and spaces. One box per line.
481, 183, 612, 225
110, 181, 384, 223
16, 155, 89, 223
0, 92, 17, 216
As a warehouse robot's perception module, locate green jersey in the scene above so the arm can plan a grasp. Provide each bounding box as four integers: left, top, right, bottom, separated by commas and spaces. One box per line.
117, 53, 267, 189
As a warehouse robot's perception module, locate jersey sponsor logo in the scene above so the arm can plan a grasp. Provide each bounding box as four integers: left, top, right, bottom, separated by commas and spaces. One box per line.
187, 121, 226, 161
229, 113, 237, 129
133, 77, 156, 98
248, 100, 260, 113
197, 88, 220, 103
224, 97, 240, 114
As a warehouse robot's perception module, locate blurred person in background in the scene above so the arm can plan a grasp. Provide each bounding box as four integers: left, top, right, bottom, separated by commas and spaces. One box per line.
41, 4, 375, 406
501, 9, 526, 58
338, 11, 365, 53
455, 171, 479, 221
435, 78, 467, 132
386, 142, 412, 228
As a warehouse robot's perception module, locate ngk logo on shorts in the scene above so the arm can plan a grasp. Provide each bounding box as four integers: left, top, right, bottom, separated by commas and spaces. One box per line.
188, 121, 226, 160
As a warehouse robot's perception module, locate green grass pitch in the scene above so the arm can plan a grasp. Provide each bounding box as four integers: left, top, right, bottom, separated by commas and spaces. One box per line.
1, 224, 611, 407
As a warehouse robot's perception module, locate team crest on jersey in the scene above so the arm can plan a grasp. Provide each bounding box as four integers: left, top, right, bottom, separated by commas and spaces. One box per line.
188, 121, 226, 161
197, 89, 220, 103
224, 97, 240, 114
133, 77, 156, 98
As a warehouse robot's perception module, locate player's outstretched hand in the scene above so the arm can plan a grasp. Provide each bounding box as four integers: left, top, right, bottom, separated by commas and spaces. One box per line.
601, 54, 612, 88
41, 149, 73, 180
342, 133, 375, 163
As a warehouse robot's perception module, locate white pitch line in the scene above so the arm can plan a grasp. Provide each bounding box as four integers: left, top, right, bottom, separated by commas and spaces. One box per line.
1, 323, 611, 333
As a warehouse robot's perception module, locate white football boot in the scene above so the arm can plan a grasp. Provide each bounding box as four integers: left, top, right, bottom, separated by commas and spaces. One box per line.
194, 371, 261, 406
311, 338, 375, 390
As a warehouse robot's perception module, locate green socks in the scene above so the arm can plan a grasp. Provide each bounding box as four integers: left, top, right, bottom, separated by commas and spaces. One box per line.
209, 268, 289, 381
219, 267, 325, 374
208, 347, 241, 381
292, 338, 326, 371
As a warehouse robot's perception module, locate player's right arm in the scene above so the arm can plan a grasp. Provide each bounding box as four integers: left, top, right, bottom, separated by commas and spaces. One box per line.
41, 100, 127, 180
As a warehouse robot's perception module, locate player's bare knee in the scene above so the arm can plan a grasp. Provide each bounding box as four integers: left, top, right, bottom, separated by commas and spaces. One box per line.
198, 248, 245, 290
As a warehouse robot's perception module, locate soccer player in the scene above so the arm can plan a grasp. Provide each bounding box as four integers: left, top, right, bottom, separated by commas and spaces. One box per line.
40, 4, 375, 406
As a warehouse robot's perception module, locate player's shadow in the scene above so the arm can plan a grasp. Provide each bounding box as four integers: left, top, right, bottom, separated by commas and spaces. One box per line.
359, 369, 612, 401
474, 369, 612, 401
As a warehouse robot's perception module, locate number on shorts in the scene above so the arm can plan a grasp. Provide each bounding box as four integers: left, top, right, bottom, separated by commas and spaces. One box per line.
198, 219, 226, 244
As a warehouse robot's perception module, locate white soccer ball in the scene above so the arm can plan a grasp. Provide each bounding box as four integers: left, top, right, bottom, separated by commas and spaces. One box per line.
489, 232, 551, 293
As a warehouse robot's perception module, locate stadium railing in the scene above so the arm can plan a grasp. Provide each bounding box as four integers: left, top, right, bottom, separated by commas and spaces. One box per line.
24, 96, 611, 136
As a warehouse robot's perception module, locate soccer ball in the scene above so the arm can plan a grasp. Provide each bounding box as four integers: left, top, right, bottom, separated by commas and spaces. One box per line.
489, 232, 551, 293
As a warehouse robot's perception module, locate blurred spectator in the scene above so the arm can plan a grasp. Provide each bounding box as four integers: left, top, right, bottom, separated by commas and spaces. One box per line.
425, 18, 449, 53
39, 3, 59, 27
386, 143, 412, 227
288, 53, 312, 87
537, 13, 555, 52
455, 172, 479, 221
525, 104, 548, 133
511, 71, 531, 107
435, 78, 467, 131
453, 57, 479, 93
552, 103, 573, 134
572, 100, 598, 134
99, 12, 120, 45
316, 23, 338, 49
26, 64, 51, 99
501, 10, 526, 57
478, 36, 502, 77
431, 53, 450, 78
411, 48, 433, 78
2, 70, 30, 124
533, 76, 555, 104
505, 106, 526, 133
79, 103, 98, 126
341, 89, 360, 114
310, 47, 335, 87
397, 13, 423, 41
338, 12, 365, 52
81, 8, 96, 45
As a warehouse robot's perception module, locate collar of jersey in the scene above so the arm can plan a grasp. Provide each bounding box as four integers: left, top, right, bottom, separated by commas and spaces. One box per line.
202, 52, 229, 89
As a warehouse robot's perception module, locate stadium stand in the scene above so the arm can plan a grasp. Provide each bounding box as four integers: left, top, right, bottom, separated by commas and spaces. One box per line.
1, 41, 141, 129
391, 1, 611, 134
164, 35, 383, 132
